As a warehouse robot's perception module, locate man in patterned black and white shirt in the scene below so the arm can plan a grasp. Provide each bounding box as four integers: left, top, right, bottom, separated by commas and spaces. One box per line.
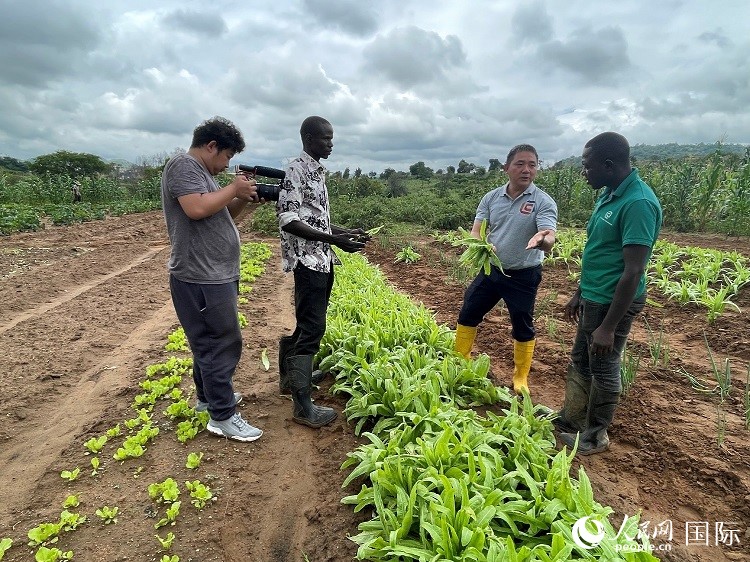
276, 116, 370, 428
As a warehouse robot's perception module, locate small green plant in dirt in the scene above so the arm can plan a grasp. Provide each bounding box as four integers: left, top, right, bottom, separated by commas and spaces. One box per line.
59, 468, 80, 482
160, 555, 179, 562
148, 478, 181, 503
185, 480, 214, 508
0, 538, 12, 558
260, 348, 270, 371
105, 424, 121, 438
165, 327, 188, 352
620, 344, 641, 396
95, 506, 119, 524
394, 245, 421, 264
83, 435, 107, 454
155, 532, 175, 550
716, 404, 727, 448
186, 452, 204, 469
61, 495, 79, 509
27, 522, 61, 547
58, 510, 86, 531
643, 317, 670, 368
33, 546, 73, 561
155, 502, 181, 529
176, 411, 209, 442
90, 456, 101, 476
705, 332, 732, 403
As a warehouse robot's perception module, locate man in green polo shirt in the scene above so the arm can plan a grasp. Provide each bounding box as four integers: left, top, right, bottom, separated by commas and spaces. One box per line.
556, 132, 662, 455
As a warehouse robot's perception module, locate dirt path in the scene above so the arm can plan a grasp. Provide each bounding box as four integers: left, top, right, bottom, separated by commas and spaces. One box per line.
0, 212, 748, 561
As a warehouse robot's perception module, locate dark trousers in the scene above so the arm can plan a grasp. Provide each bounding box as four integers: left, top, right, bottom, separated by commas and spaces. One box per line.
570, 294, 646, 393
458, 265, 542, 342
291, 263, 334, 356
169, 276, 241, 421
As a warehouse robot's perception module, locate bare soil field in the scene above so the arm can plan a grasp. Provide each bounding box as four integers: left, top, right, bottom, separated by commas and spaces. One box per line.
0, 210, 748, 562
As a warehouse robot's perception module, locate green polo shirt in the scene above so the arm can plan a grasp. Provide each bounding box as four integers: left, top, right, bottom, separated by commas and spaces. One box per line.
580, 168, 662, 304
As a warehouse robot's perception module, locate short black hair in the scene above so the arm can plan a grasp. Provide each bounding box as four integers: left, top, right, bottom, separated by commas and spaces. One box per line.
300, 116, 331, 139
585, 132, 630, 166
191, 116, 246, 153
506, 144, 539, 165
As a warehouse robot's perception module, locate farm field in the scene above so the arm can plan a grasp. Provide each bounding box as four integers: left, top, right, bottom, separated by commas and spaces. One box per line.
0, 210, 748, 562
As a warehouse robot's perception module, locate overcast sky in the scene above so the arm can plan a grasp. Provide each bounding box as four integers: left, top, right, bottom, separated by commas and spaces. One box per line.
1, 0, 749, 173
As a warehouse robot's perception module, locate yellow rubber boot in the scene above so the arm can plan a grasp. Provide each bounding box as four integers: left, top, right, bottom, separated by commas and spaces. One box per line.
512, 339, 536, 395
454, 324, 478, 359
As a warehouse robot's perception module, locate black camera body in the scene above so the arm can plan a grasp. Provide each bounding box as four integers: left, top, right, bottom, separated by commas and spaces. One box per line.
235, 164, 285, 201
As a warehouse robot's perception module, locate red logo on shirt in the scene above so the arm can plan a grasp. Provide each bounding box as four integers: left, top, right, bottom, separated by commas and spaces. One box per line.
520, 202, 535, 215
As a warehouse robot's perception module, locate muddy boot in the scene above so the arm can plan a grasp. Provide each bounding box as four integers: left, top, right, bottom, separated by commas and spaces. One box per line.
553, 364, 591, 433
560, 384, 619, 456
311, 366, 328, 385
278, 336, 296, 394
286, 355, 337, 428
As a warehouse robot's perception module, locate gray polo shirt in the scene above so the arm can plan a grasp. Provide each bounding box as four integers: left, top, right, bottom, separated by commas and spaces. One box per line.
475, 182, 557, 270
161, 153, 241, 284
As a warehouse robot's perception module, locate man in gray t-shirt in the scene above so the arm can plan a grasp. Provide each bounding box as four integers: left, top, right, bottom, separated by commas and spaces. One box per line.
454, 144, 558, 397
161, 116, 263, 442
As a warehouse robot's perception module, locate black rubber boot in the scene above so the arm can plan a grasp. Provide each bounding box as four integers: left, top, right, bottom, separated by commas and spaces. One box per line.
560, 384, 619, 455
278, 336, 295, 394
286, 355, 337, 428
553, 364, 591, 433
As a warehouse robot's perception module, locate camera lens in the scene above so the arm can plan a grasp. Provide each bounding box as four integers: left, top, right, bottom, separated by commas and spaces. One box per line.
257, 183, 280, 201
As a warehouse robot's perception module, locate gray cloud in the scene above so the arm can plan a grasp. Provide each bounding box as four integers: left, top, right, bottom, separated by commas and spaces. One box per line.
302, 0, 378, 36
510, 1, 554, 45
697, 28, 732, 49
161, 9, 228, 37
538, 26, 631, 84
0, 0, 101, 87
362, 26, 467, 89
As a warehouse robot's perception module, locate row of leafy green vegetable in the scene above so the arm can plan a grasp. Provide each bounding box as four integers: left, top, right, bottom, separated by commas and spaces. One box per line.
317, 251, 659, 561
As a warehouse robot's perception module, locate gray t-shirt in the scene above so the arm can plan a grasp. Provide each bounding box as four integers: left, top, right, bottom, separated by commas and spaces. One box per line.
161, 153, 240, 284
475, 182, 558, 270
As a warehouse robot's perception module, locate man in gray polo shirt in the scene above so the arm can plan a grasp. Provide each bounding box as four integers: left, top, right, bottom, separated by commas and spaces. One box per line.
454, 144, 557, 396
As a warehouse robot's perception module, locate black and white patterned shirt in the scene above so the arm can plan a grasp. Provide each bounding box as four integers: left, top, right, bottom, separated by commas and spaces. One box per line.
276, 151, 338, 273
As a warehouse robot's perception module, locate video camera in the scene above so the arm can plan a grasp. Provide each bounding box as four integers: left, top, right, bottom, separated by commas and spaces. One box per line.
234, 164, 285, 201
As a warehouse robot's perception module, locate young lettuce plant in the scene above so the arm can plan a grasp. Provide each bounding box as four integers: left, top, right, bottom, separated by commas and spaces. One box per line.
0, 538, 12, 558
185, 452, 204, 470
95, 506, 119, 525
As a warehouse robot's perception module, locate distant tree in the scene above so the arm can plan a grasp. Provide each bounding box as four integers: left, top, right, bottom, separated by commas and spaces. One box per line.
409, 161, 433, 180
457, 159, 475, 174
368, 171, 377, 178
343, 167, 350, 179
385, 173, 408, 197
29, 150, 110, 179
488, 158, 502, 172
446, 165, 456, 175
380, 167, 397, 180
0, 156, 29, 172
474, 165, 486, 176
354, 167, 362, 178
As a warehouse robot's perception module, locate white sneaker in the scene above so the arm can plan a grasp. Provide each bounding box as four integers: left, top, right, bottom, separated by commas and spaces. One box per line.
195, 392, 242, 413
207, 413, 262, 442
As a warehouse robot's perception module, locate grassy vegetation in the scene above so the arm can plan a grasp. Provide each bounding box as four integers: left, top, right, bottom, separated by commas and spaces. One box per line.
3, 146, 750, 237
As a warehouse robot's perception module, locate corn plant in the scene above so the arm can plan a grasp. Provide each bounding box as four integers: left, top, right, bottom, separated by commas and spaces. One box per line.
642, 318, 669, 368
620, 344, 641, 396
716, 404, 727, 448
705, 332, 732, 403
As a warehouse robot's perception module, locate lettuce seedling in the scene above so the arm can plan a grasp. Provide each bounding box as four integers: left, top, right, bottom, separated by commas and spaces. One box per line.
185, 452, 203, 470
59, 468, 80, 482
185, 480, 213, 509
95, 506, 119, 525
155, 532, 175, 550
33, 546, 72, 561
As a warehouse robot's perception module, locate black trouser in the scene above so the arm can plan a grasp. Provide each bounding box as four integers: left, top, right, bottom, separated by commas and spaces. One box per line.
457, 265, 542, 342
291, 263, 334, 356
570, 294, 646, 393
169, 276, 241, 421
